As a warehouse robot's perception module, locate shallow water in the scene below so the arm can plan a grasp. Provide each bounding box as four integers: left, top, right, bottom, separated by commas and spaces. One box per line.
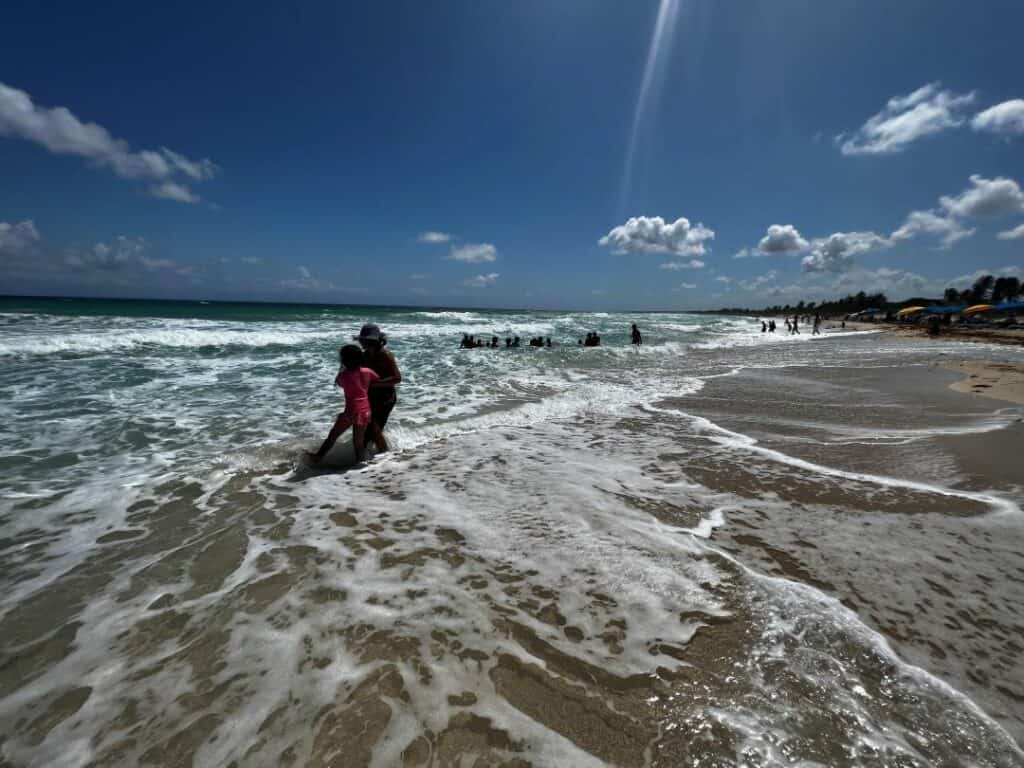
1, 298, 1023, 766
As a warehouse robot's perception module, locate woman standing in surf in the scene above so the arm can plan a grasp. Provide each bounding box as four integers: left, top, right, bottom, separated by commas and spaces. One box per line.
356, 323, 402, 453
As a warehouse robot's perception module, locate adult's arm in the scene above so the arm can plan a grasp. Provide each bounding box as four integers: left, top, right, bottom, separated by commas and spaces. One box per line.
371, 352, 402, 387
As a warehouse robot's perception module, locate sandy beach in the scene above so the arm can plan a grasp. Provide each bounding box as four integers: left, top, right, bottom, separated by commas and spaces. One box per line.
842, 319, 1024, 348
2, 307, 1024, 767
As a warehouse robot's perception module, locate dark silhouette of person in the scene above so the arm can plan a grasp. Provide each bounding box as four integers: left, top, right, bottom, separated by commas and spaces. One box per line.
631, 323, 643, 345
761, 321, 767, 333
355, 324, 402, 454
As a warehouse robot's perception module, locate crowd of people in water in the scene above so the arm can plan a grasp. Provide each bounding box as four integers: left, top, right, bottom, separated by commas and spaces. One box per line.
308, 316, 837, 463
458, 324, 644, 349
759, 313, 827, 336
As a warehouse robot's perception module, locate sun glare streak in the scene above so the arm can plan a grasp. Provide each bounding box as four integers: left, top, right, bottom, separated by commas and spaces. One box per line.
619, 0, 682, 215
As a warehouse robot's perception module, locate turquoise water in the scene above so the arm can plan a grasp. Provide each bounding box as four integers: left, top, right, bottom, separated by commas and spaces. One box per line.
1, 296, 1023, 766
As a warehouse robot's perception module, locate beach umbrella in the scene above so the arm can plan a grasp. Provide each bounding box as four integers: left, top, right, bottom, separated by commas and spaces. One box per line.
923, 305, 967, 314
991, 301, 1024, 312
962, 304, 993, 315
896, 306, 924, 317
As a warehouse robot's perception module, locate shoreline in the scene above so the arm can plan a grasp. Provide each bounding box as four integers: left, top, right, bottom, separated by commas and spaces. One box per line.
943, 359, 1024, 405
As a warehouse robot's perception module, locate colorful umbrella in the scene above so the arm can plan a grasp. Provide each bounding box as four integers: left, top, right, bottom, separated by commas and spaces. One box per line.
896, 306, 924, 317
962, 304, 993, 315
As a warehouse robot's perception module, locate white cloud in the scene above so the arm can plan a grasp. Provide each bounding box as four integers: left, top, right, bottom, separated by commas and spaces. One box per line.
409, 273, 429, 280
801, 231, 890, 273
150, 181, 201, 204
0, 220, 41, 256
240, 256, 263, 265
659, 258, 705, 270
946, 265, 1023, 290
678, 282, 696, 289
758, 224, 808, 254
891, 209, 973, 248
714, 276, 732, 283
971, 99, 1024, 136
449, 243, 497, 263
418, 231, 452, 244
939, 174, 1024, 218
732, 248, 752, 259
298, 265, 311, 279
890, 175, 1023, 249
463, 272, 499, 288
64, 235, 180, 273
738, 270, 780, 291
0, 81, 216, 203
837, 82, 975, 156
832, 266, 929, 296
599, 215, 715, 257
997, 223, 1024, 240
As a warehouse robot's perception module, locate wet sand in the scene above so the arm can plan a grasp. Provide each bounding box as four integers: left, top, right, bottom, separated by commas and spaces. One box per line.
669, 359, 1024, 750
3, 339, 1024, 766
945, 359, 1024, 404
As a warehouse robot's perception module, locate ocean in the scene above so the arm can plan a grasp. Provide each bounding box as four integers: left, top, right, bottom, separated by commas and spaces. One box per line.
1, 296, 1023, 767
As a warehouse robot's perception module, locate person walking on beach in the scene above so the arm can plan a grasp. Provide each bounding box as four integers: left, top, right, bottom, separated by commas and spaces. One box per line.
307, 345, 378, 463
356, 323, 402, 453
792, 315, 800, 334
631, 323, 643, 346
812, 314, 821, 336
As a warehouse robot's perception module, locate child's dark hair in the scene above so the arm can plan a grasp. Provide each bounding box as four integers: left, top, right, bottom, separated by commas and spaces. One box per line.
339, 344, 364, 370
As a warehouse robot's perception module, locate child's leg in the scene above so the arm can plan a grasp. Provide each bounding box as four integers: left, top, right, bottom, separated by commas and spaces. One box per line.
352, 424, 367, 462
309, 413, 353, 462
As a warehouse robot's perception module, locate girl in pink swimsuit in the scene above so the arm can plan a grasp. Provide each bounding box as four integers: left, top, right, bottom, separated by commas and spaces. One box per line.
307, 344, 379, 463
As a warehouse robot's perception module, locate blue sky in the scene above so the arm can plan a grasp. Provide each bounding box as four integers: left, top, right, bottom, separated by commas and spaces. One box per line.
1, 0, 1022, 310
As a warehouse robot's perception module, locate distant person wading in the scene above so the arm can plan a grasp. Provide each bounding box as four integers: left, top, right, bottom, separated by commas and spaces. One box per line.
631, 323, 643, 346
356, 323, 402, 453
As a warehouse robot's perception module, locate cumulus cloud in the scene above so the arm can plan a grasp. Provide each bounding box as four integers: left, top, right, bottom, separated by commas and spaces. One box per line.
939, 174, 1024, 218
599, 215, 715, 257
0, 220, 41, 256
418, 231, 452, 244
971, 99, 1024, 136
449, 243, 497, 263
463, 272, 499, 288
678, 282, 696, 289
0, 81, 217, 203
732, 248, 752, 259
714, 276, 732, 283
837, 82, 975, 156
659, 259, 705, 270
801, 231, 890, 273
946, 265, 1023, 290
298, 265, 311, 279
891, 209, 973, 248
758, 224, 808, 254
997, 223, 1024, 240
891, 175, 1023, 249
833, 267, 929, 296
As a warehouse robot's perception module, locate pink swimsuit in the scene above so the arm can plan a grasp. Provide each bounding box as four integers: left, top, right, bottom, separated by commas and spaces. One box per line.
335, 367, 379, 426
